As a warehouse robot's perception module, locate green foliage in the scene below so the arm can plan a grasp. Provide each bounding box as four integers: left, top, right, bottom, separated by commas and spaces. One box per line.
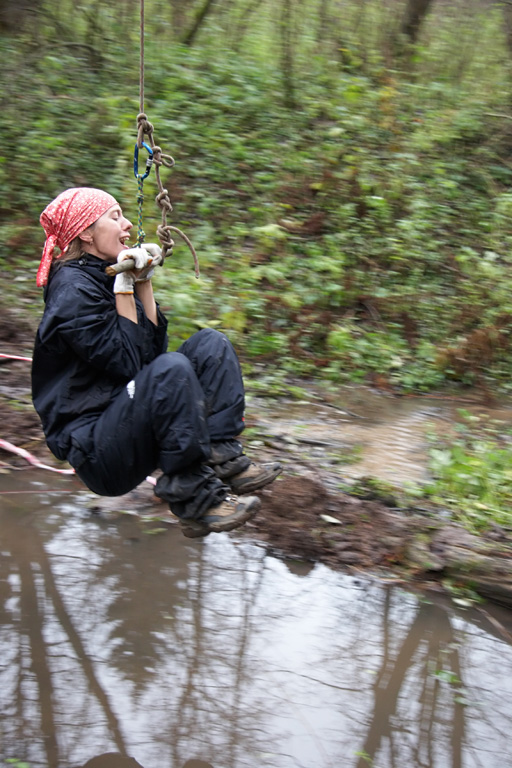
350, 476, 400, 506
3, 1, 512, 392
354, 751, 374, 767
433, 669, 461, 686
4, 760, 31, 768
442, 579, 485, 607
423, 411, 512, 532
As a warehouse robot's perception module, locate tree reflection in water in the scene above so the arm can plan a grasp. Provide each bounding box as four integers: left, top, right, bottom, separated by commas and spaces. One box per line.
355, 592, 465, 768
81, 755, 213, 767
0, 480, 511, 767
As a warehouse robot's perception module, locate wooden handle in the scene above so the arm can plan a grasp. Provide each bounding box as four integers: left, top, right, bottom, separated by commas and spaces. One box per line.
105, 259, 136, 276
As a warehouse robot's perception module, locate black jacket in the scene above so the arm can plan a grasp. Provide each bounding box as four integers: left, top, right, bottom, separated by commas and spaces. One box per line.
32, 254, 168, 460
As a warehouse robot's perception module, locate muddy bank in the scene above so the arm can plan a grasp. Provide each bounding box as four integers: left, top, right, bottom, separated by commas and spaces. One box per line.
1, 319, 512, 610
254, 475, 512, 609
83, 473, 512, 610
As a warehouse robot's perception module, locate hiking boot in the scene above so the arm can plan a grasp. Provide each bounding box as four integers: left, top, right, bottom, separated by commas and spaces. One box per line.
179, 494, 261, 539
228, 461, 282, 495
210, 453, 250, 480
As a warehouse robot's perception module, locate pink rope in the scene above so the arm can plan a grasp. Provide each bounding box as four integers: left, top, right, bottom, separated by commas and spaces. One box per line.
1, 353, 33, 362
0, 439, 157, 487
1, 352, 158, 488
0, 439, 76, 474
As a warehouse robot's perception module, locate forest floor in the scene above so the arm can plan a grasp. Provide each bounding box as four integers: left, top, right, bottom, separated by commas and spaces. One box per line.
2, 308, 512, 609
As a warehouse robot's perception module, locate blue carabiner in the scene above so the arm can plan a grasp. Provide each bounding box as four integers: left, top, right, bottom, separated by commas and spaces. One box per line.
134, 142, 154, 180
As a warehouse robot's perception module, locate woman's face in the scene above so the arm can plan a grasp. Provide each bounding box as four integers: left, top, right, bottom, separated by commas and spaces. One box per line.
80, 204, 133, 262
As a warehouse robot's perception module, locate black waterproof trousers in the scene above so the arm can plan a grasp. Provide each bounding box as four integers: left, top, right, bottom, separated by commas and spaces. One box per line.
68, 329, 246, 519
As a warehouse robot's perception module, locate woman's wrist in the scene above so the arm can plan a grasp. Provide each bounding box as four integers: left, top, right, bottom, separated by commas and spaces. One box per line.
115, 293, 138, 324
134, 279, 154, 295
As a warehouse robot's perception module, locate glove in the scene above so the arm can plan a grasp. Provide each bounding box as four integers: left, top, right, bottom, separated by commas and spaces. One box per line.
113, 247, 156, 294
135, 243, 163, 282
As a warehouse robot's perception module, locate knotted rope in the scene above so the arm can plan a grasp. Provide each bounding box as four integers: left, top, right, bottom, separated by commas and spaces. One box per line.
136, 0, 199, 277
136, 113, 199, 277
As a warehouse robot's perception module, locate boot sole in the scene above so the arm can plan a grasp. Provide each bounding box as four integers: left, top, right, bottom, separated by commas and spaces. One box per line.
180, 522, 211, 539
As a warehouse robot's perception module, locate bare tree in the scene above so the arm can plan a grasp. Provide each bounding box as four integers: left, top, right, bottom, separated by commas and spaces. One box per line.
502, 0, 512, 57
168, 0, 188, 38
232, 0, 267, 51
401, 0, 434, 43
182, 0, 218, 46
280, 0, 295, 109
317, 0, 330, 47
0, 0, 41, 32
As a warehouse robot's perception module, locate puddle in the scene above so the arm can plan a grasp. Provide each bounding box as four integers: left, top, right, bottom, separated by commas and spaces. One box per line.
1, 471, 512, 768
249, 386, 512, 486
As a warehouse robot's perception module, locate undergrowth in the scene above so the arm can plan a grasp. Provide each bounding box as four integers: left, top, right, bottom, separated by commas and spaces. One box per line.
2, 0, 512, 401
422, 410, 512, 533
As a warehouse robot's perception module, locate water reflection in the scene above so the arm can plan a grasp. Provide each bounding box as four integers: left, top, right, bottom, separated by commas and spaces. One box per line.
82, 756, 145, 768
82, 756, 213, 768
0, 472, 511, 767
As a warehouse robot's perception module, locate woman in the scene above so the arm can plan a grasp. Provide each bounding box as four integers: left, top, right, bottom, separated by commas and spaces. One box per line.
32, 187, 281, 538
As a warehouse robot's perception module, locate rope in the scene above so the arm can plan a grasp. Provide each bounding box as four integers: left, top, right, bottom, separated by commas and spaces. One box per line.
0, 354, 158, 488
135, 113, 199, 276
0, 437, 157, 486
140, 0, 145, 114
0, 353, 33, 362
0, 439, 76, 474
135, 0, 200, 276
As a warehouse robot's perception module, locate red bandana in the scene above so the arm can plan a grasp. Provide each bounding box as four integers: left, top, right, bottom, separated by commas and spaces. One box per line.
37, 187, 117, 287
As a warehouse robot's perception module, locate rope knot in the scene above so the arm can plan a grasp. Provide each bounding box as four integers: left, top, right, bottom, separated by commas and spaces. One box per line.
136, 112, 154, 147
156, 190, 173, 212
157, 224, 175, 244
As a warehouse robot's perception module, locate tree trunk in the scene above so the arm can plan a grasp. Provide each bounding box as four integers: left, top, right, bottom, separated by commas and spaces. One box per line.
280, 0, 295, 110
169, 0, 188, 38
120, 0, 138, 36
317, 0, 330, 47
502, 1, 512, 57
182, 0, 218, 47
400, 0, 434, 43
0, 0, 40, 32
232, 0, 266, 51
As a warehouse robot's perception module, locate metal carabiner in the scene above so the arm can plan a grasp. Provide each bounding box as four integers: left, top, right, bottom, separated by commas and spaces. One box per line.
134, 142, 154, 180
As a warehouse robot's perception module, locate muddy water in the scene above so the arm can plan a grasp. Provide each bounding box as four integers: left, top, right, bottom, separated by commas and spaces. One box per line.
1, 470, 512, 768
250, 387, 512, 486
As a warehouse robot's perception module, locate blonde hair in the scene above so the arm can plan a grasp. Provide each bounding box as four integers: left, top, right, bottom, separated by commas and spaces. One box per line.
59, 237, 83, 263
54, 224, 96, 267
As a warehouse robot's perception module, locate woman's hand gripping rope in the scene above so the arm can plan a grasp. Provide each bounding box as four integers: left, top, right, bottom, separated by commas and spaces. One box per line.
112, 244, 164, 294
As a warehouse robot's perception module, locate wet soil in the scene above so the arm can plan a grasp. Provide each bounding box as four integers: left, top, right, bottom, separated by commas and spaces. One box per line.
0, 312, 43, 447
2, 314, 512, 608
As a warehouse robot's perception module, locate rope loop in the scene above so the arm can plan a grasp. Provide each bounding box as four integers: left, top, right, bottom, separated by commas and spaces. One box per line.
152, 146, 175, 169
160, 152, 176, 169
